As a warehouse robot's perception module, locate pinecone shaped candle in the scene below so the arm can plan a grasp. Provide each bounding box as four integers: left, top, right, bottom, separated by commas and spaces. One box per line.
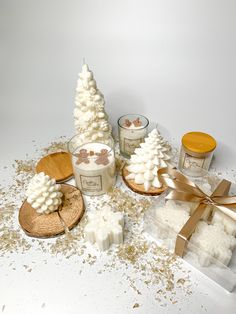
74, 63, 112, 145
124, 129, 172, 194
26, 172, 63, 214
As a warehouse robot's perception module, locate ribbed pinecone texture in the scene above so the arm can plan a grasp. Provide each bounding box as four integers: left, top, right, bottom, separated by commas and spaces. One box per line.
26, 172, 63, 214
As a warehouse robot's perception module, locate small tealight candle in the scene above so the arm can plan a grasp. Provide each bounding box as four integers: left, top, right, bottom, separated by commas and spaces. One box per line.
68, 135, 116, 196
118, 114, 149, 158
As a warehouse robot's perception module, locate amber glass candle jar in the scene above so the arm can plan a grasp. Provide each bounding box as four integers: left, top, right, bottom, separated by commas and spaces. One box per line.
178, 132, 217, 177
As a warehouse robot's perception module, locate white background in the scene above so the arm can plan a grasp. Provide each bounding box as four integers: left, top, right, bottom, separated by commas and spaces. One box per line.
0, 1, 236, 313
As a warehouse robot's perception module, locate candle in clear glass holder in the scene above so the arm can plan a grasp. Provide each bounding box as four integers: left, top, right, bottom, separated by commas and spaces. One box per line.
118, 114, 149, 158
68, 134, 116, 196
178, 131, 217, 177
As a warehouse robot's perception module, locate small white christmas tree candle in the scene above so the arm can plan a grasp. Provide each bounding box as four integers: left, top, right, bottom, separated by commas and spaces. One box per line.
74, 63, 112, 145
125, 128, 172, 191
84, 206, 124, 251
26, 172, 63, 214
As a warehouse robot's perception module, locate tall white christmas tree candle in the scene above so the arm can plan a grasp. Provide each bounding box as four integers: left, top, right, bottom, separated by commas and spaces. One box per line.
74, 63, 112, 145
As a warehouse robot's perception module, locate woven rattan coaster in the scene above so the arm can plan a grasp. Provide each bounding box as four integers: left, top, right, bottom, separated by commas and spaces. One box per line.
36, 152, 73, 183
122, 166, 166, 196
19, 184, 84, 238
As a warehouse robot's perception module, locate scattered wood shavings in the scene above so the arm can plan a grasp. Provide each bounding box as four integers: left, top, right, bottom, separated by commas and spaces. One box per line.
0, 137, 199, 308
42, 138, 67, 154
107, 187, 151, 222
133, 303, 140, 308
117, 242, 149, 264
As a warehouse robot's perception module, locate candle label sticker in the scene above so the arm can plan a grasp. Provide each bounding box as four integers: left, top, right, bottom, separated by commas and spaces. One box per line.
80, 175, 102, 192
124, 138, 144, 155
183, 153, 205, 170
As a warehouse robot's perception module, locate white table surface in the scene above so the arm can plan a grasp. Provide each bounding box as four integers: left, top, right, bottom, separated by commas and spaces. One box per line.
0, 124, 236, 314
1, 1, 236, 313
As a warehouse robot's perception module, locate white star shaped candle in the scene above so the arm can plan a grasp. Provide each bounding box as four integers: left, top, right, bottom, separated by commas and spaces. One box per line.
84, 206, 124, 251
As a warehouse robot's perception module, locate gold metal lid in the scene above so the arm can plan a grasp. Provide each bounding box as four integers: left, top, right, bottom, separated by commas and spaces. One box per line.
182, 132, 217, 154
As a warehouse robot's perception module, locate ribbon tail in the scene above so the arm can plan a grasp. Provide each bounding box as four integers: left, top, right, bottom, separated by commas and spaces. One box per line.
166, 190, 203, 203
214, 205, 236, 221
175, 203, 207, 257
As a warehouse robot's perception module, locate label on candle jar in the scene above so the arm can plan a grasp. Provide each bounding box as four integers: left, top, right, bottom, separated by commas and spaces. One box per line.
124, 138, 144, 155
80, 174, 102, 192
183, 153, 205, 170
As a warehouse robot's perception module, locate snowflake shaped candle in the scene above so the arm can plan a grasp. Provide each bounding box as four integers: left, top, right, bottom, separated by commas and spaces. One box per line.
190, 221, 236, 266
84, 206, 124, 251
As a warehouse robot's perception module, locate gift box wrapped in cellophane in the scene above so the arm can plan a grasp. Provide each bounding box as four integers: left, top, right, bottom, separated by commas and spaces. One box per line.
144, 168, 236, 292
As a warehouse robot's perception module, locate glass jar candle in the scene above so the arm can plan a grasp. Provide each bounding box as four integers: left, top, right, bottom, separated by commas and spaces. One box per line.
118, 114, 149, 158
178, 131, 217, 177
68, 134, 116, 196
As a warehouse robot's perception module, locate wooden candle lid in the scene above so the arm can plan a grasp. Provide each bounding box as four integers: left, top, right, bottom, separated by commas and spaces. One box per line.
19, 184, 84, 238
36, 152, 73, 183
122, 166, 166, 196
182, 132, 217, 154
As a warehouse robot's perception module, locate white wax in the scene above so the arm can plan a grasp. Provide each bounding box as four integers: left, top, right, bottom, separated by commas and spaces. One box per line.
154, 199, 236, 267
119, 126, 147, 157
84, 206, 124, 251
72, 142, 116, 196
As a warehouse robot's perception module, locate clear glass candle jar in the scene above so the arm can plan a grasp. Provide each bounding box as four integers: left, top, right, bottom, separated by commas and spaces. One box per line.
178, 131, 217, 177
68, 134, 116, 196
118, 114, 149, 158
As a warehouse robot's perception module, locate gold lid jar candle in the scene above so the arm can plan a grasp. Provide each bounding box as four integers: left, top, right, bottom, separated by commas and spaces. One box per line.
118, 114, 149, 158
68, 134, 116, 195
178, 131, 217, 177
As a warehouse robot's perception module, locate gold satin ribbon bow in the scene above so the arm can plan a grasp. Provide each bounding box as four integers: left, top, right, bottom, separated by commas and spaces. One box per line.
157, 167, 236, 257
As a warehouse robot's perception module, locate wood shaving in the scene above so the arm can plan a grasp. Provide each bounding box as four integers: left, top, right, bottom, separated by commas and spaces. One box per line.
0, 138, 196, 308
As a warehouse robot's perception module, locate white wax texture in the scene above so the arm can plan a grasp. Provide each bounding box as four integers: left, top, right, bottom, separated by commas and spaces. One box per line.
155, 200, 192, 250
154, 199, 236, 267
74, 63, 112, 145
84, 206, 124, 251
26, 172, 63, 214
119, 125, 147, 155
212, 211, 236, 236
126, 129, 172, 191
72, 142, 115, 195
190, 222, 236, 267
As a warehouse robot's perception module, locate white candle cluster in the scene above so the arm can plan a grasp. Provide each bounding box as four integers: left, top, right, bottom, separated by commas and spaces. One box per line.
74, 63, 112, 145
154, 200, 192, 249
125, 129, 172, 191
154, 199, 236, 266
84, 206, 124, 251
212, 211, 236, 236
26, 172, 63, 214
190, 221, 236, 266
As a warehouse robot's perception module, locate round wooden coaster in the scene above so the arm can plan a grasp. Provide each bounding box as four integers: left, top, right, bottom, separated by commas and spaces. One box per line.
36, 152, 73, 183
122, 166, 166, 196
19, 184, 84, 238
